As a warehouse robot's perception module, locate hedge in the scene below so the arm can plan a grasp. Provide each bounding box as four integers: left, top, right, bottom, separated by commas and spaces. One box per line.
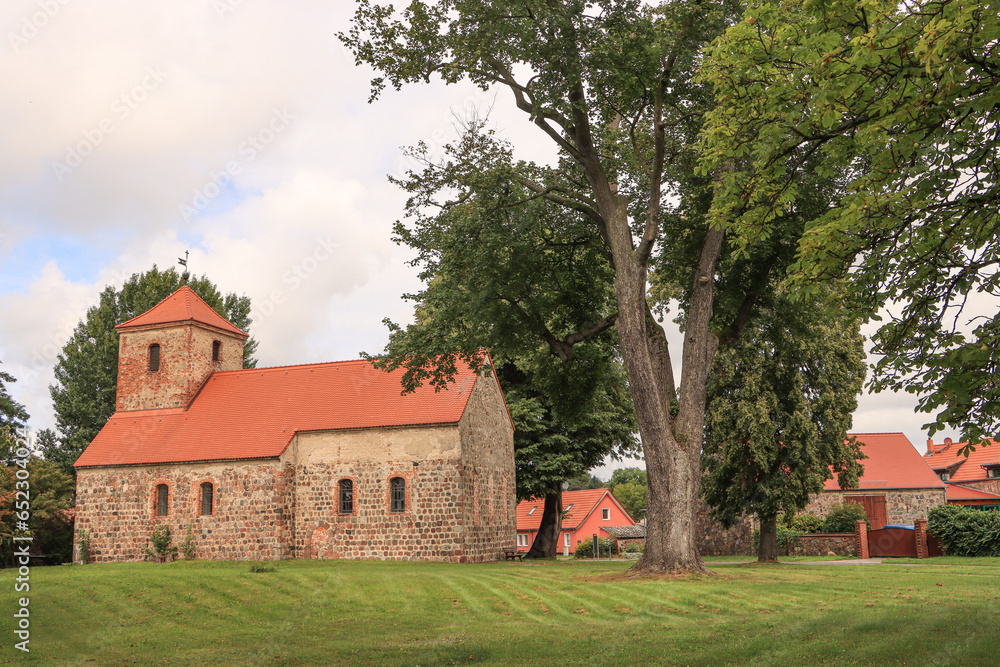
928, 505, 1000, 557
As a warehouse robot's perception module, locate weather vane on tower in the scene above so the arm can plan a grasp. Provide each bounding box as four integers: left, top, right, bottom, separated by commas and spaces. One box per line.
178, 250, 190, 284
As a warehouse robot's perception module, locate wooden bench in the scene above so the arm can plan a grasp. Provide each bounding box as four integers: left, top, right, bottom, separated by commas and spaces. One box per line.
502, 547, 524, 562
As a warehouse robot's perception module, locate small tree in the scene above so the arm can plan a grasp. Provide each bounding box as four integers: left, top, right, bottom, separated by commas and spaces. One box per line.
822, 502, 870, 534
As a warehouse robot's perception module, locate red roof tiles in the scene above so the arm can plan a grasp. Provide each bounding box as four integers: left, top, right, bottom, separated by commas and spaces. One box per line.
516, 489, 616, 531
945, 484, 1000, 502
822, 433, 945, 491
925, 437, 1000, 483
115, 285, 248, 337
75, 359, 485, 467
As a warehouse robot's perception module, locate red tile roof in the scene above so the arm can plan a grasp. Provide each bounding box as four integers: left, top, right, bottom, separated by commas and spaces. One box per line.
75, 359, 489, 468
115, 285, 248, 337
925, 438, 1000, 482
945, 484, 1000, 502
516, 489, 622, 531
822, 433, 945, 491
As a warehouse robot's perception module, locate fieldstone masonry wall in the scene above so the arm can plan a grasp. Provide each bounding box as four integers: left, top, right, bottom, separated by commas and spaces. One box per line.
75, 459, 292, 562
804, 488, 946, 525
695, 501, 753, 556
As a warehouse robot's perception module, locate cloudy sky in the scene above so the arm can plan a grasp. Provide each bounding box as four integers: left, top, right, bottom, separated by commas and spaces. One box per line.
0, 1, 962, 474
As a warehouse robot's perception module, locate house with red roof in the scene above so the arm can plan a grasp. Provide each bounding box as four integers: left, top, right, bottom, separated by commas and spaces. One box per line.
515, 489, 636, 555
803, 433, 947, 529
74, 286, 515, 563
925, 437, 1000, 509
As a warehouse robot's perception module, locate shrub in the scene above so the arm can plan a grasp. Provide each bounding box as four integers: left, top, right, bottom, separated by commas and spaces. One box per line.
141, 524, 178, 562
573, 537, 616, 558
77, 529, 90, 564
783, 513, 824, 534
822, 502, 870, 533
624, 542, 644, 553
928, 505, 1000, 557
179, 525, 196, 560
752, 526, 801, 554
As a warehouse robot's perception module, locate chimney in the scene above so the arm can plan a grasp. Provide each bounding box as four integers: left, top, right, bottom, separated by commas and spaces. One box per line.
944, 437, 953, 447
926, 438, 935, 455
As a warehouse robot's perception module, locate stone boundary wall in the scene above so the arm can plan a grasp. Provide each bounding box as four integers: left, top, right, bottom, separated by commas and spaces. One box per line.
786, 533, 856, 557
696, 504, 753, 556
75, 459, 292, 563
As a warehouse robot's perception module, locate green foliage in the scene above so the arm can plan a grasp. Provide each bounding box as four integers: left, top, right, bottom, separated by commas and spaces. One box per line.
142, 524, 178, 562
702, 286, 867, 543
752, 527, 801, 554
822, 502, 870, 534
248, 563, 276, 573
783, 513, 824, 534
624, 541, 644, 553
564, 473, 604, 491
48, 266, 257, 472
605, 467, 647, 519
179, 525, 197, 560
700, 0, 1000, 445
0, 457, 76, 565
77, 529, 90, 564
928, 505, 1000, 557
0, 362, 29, 464
572, 537, 617, 559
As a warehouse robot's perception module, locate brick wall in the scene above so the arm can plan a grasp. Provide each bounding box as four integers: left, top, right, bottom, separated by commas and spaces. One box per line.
75, 459, 292, 563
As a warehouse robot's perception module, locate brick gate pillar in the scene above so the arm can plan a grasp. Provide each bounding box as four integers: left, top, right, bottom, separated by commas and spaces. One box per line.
914, 519, 929, 559
855, 520, 869, 559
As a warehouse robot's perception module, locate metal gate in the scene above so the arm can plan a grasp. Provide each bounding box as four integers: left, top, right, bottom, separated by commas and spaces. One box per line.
868, 527, 918, 558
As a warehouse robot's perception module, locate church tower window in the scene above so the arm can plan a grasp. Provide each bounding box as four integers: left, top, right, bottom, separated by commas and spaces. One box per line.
149, 344, 160, 372
339, 479, 353, 514
156, 484, 169, 516
212, 340, 221, 362
200, 482, 214, 515
390, 477, 406, 513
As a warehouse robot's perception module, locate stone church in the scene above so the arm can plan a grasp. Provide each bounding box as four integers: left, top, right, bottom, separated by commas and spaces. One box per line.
73, 286, 516, 563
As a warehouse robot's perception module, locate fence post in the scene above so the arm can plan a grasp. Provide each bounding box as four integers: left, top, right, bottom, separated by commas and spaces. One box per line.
855, 520, 869, 559
914, 519, 929, 559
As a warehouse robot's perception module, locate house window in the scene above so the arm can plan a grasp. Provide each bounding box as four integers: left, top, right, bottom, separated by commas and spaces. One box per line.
987, 468, 1000, 479
527, 506, 536, 516
602, 508, 610, 520
564, 504, 573, 512
200, 482, 214, 516
939, 472, 950, 482
390, 477, 405, 513
156, 484, 168, 516
212, 340, 221, 362
338, 479, 353, 514
517, 534, 529, 547
149, 344, 160, 372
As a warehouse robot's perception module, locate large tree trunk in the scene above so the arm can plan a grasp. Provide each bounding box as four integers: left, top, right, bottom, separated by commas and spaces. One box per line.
525, 484, 562, 559
758, 516, 779, 563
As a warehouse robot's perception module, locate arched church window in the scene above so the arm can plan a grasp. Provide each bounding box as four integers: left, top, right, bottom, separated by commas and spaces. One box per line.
149, 344, 160, 372
200, 482, 214, 516
339, 479, 353, 514
390, 477, 405, 513
212, 340, 221, 362
156, 484, 169, 516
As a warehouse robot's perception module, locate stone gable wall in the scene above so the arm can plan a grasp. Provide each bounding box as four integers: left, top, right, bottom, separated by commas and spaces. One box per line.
458, 375, 517, 562
75, 459, 292, 563
804, 488, 946, 525
949, 479, 1000, 496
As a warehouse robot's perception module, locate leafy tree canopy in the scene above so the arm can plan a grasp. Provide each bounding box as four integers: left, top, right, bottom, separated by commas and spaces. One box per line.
699, 0, 1000, 446
49, 266, 257, 470
701, 286, 867, 560
0, 362, 29, 462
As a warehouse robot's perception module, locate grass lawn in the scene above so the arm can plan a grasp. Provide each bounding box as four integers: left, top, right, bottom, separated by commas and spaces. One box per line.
3, 557, 999, 666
